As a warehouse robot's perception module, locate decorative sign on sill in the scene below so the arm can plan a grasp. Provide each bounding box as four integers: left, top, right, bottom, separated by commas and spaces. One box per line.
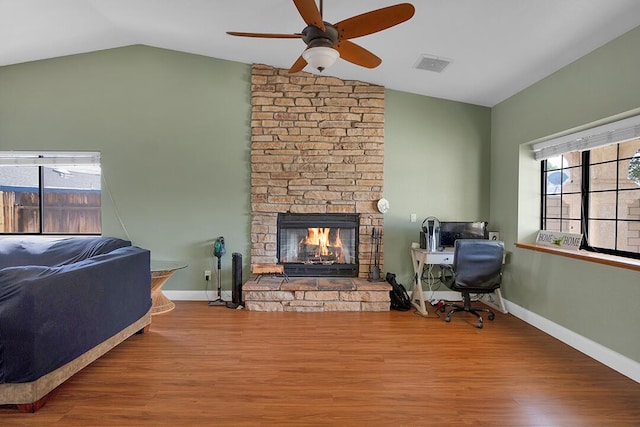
535, 230, 583, 251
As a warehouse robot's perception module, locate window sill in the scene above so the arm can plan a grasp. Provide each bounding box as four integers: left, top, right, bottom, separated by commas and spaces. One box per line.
515, 242, 640, 272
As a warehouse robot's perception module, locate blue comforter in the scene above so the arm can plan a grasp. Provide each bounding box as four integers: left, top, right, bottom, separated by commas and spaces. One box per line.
0, 237, 151, 384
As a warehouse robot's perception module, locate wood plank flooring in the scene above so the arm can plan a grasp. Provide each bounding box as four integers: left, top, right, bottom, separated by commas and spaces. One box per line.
2, 301, 640, 426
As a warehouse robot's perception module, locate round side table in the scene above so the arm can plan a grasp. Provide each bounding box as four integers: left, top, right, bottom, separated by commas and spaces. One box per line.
150, 260, 187, 315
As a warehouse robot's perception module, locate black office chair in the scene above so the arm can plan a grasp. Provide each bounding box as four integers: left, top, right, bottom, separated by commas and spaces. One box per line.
439, 239, 504, 328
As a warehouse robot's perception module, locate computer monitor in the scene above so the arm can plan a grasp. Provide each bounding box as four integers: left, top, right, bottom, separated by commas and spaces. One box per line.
439, 221, 488, 247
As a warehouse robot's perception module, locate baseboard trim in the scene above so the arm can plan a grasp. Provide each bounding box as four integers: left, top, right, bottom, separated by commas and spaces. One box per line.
166, 289, 640, 383
505, 299, 640, 384
165, 290, 230, 302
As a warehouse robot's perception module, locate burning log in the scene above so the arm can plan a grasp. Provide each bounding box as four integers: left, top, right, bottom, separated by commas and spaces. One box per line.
298, 228, 346, 263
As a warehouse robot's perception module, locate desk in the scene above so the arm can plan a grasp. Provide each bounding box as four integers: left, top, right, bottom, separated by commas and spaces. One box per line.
150, 260, 187, 315
410, 247, 507, 316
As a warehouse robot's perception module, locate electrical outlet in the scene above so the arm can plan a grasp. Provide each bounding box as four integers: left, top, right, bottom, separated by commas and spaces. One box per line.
204, 270, 211, 281
410, 213, 417, 223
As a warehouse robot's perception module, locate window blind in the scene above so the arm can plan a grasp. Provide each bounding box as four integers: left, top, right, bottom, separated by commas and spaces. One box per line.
0, 151, 100, 166
531, 115, 640, 160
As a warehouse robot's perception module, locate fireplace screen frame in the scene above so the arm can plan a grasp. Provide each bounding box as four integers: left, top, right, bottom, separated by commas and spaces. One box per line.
277, 213, 359, 277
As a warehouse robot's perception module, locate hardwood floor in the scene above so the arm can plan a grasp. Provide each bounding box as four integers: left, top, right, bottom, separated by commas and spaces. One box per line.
2, 301, 640, 426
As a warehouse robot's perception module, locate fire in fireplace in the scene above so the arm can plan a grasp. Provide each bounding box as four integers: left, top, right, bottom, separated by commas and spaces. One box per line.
277, 213, 359, 277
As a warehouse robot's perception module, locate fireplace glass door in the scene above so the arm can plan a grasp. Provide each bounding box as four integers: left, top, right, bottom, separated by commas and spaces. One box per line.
277, 213, 358, 277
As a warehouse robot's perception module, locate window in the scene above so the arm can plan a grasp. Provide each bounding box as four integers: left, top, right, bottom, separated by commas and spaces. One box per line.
537, 115, 640, 260
0, 152, 101, 235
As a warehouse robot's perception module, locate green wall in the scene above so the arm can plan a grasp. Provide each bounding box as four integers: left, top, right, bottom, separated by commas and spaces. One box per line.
0, 46, 252, 293
384, 90, 491, 284
491, 26, 640, 362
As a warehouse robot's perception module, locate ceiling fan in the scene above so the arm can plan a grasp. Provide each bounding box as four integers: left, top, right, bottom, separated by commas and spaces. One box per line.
227, 0, 415, 73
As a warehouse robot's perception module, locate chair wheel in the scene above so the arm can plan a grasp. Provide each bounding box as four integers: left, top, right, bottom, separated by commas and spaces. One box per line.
445, 316, 451, 322
488, 313, 495, 321
477, 322, 483, 329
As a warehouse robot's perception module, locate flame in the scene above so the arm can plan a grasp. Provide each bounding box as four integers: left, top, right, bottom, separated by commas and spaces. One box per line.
335, 231, 342, 249
302, 228, 344, 261
303, 228, 330, 256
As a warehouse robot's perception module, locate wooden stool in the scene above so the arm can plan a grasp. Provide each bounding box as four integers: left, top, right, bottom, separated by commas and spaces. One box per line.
252, 264, 289, 284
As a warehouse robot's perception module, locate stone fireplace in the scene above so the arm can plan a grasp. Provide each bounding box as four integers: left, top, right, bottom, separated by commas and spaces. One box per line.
249, 64, 385, 279
245, 65, 390, 311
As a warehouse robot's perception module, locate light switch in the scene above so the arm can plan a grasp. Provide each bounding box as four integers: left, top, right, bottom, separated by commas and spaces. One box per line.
410, 213, 417, 223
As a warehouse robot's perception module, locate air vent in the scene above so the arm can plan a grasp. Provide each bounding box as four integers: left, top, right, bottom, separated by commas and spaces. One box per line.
414, 55, 451, 73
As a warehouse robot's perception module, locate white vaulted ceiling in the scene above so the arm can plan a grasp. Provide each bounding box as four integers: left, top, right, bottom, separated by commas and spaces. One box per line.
1, 0, 640, 106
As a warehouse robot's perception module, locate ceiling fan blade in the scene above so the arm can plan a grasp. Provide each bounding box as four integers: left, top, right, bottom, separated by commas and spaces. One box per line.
227, 31, 302, 39
293, 0, 325, 31
335, 40, 381, 69
288, 55, 308, 73
334, 3, 415, 40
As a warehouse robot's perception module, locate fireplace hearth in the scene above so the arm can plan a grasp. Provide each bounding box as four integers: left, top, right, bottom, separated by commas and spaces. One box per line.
277, 213, 359, 277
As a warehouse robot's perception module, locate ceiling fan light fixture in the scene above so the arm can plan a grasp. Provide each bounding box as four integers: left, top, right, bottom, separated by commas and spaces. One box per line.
302, 46, 340, 72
